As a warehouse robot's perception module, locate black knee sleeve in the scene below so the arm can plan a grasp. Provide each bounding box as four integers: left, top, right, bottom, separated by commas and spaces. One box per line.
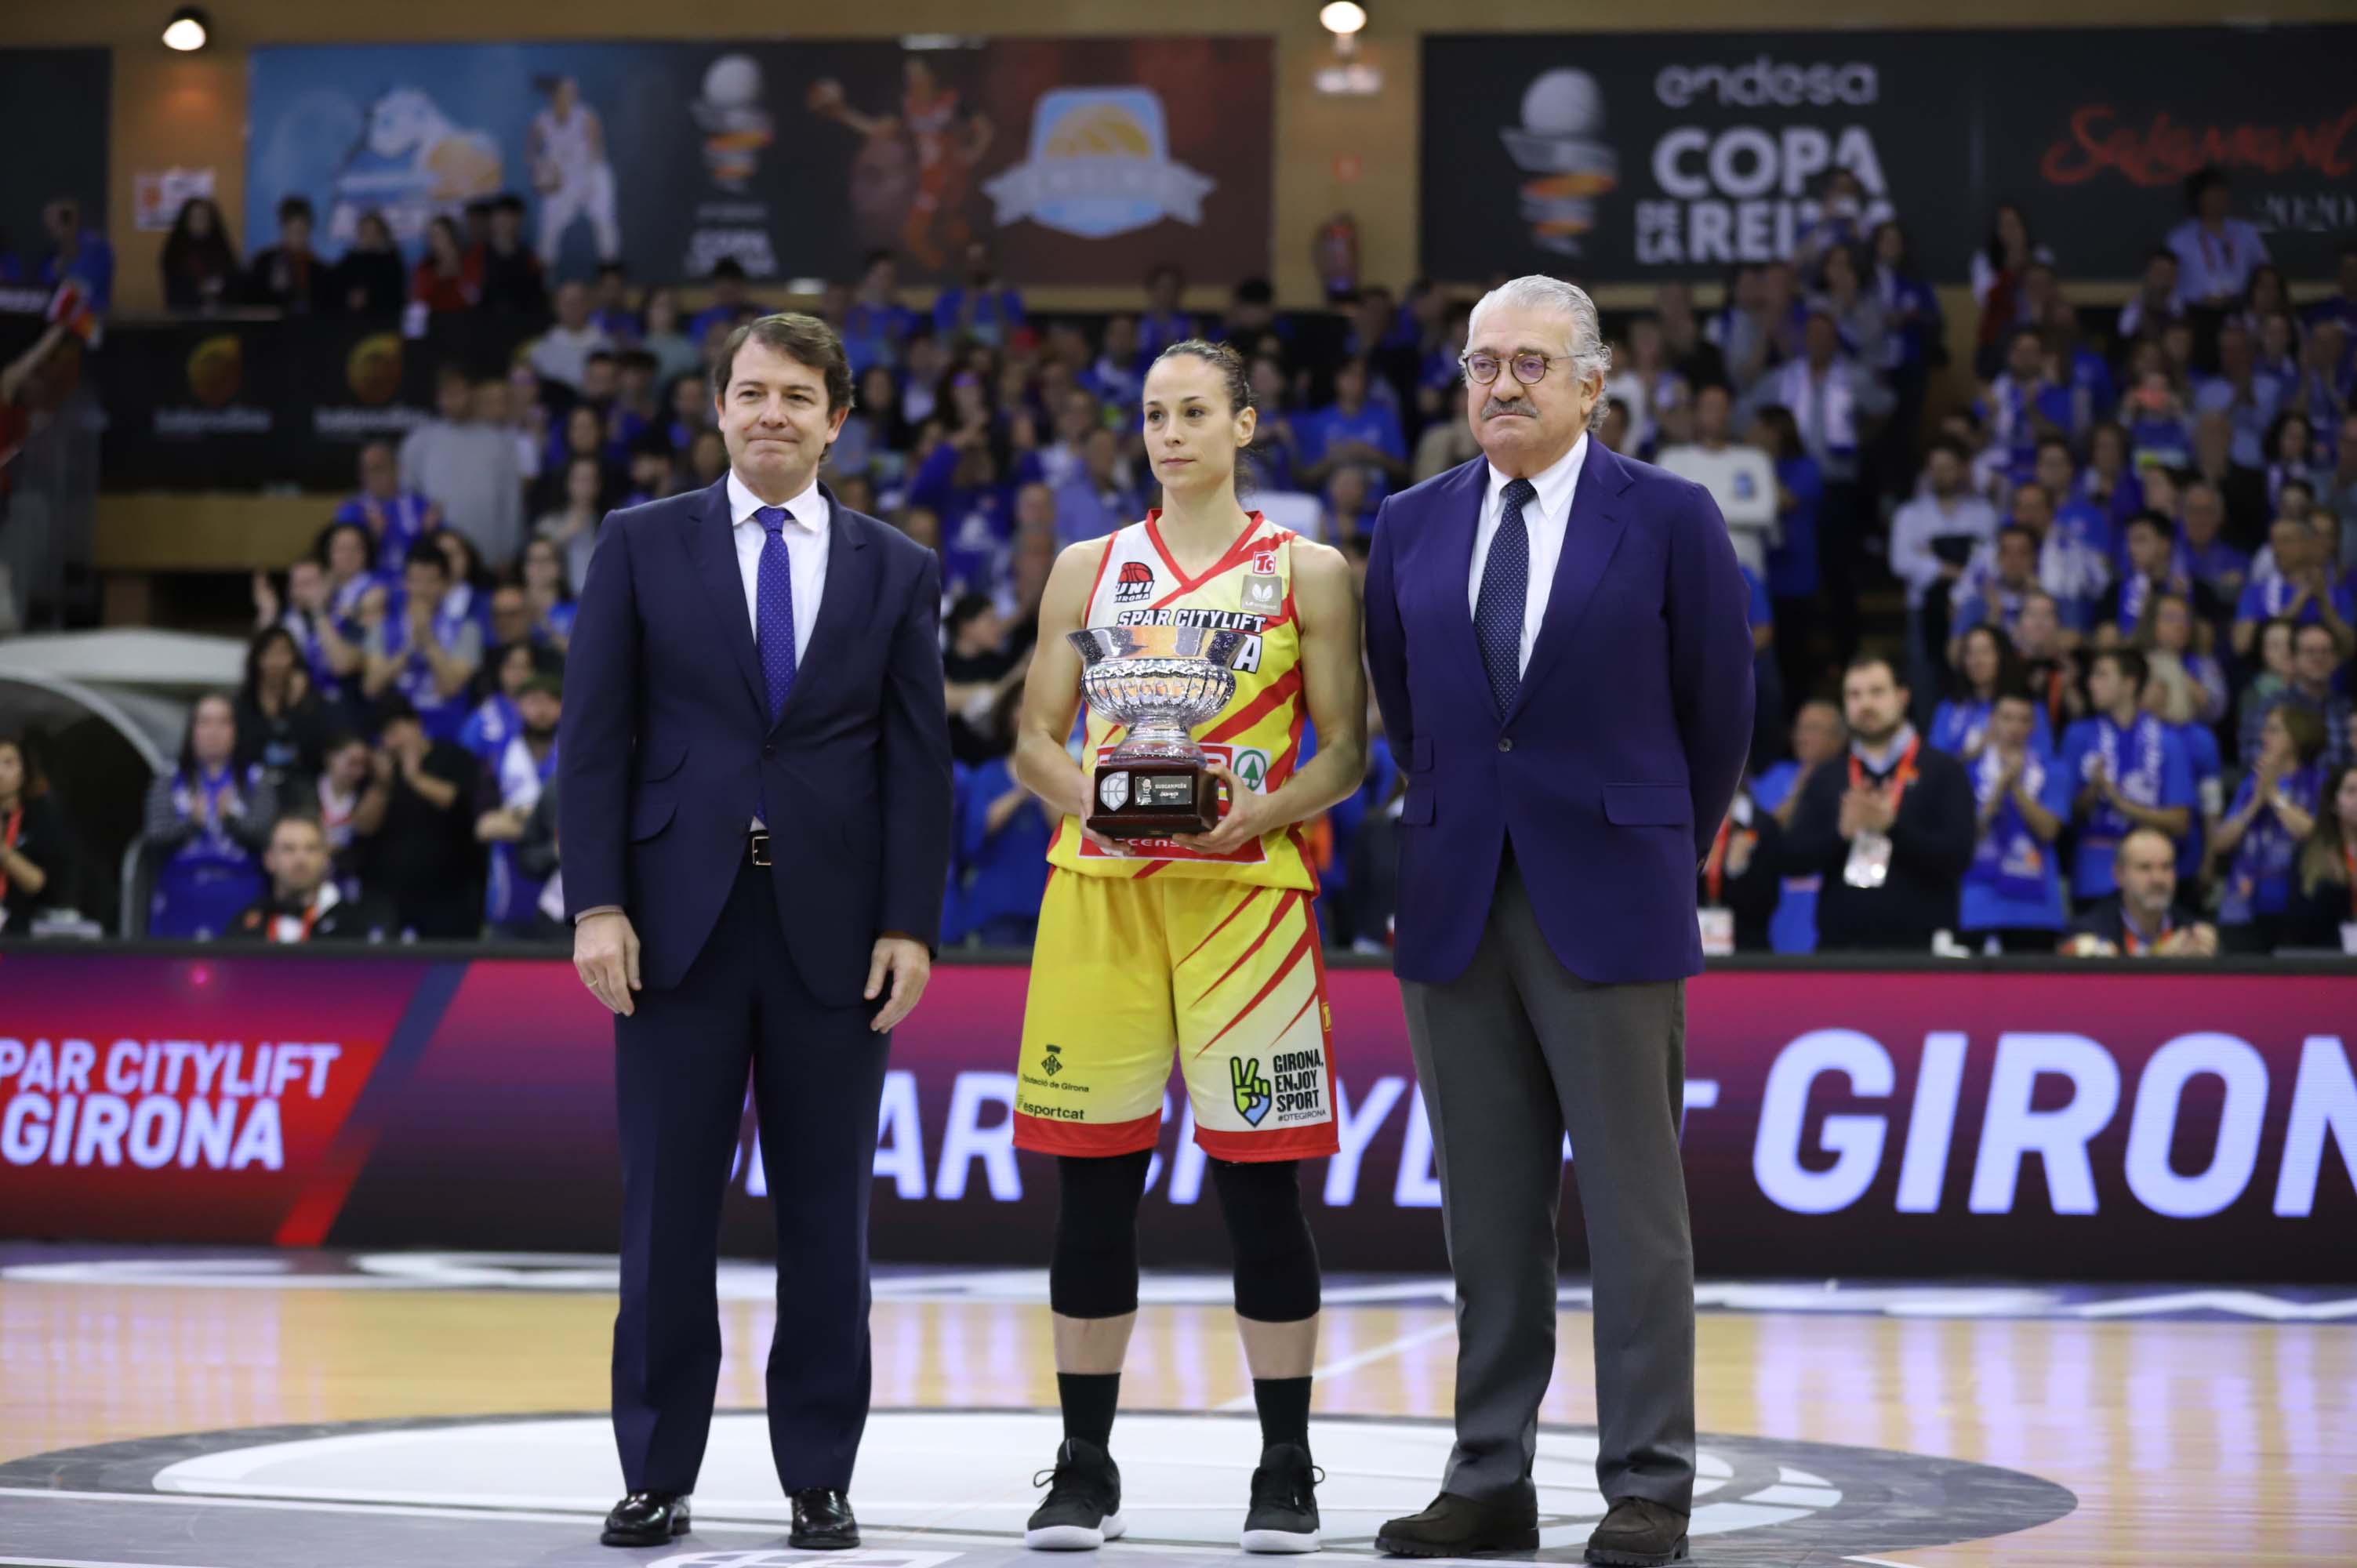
1049, 1149, 1151, 1319
1211, 1157, 1321, 1323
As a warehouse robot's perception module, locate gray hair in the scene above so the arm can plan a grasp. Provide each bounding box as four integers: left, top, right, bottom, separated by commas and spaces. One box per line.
1465, 275, 1613, 434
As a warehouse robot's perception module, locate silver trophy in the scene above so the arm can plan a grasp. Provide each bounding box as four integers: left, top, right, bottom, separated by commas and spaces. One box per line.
1069, 624, 1252, 838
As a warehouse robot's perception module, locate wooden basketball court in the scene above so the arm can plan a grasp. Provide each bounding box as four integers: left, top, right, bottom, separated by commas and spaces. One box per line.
2, 1252, 2351, 1566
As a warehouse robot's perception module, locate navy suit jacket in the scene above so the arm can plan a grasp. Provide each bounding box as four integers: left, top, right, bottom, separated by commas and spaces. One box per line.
558, 476, 953, 1003
1363, 440, 1755, 985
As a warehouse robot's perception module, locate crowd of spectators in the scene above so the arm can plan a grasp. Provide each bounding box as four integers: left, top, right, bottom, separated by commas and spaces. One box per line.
4, 165, 2355, 956
1699, 166, 2357, 956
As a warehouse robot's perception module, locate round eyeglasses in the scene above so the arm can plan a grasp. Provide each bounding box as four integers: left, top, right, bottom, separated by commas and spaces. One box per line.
1460, 352, 1575, 387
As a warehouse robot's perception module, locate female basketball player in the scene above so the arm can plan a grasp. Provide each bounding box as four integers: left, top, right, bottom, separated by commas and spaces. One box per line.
1009, 341, 1367, 1553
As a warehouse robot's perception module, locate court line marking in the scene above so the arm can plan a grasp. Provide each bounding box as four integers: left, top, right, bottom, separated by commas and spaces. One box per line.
0, 1486, 745, 1530
11, 1257, 2352, 1323
1212, 1317, 1460, 1412
0, 1489, 1398, 1559
1, 1557, 228, 1568
1844, 1556, 1926, 1567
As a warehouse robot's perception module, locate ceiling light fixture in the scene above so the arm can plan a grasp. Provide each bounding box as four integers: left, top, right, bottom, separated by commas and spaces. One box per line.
162, 6, 211, 51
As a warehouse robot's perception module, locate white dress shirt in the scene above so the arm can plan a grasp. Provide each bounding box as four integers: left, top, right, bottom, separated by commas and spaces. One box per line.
729, 468, 830, 832
1466, 434, 1586, 676
727, 467, 830, 669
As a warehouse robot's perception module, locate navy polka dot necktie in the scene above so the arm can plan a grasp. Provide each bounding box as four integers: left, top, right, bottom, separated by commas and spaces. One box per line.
1475, 478, 1536, 717
755, 506, 797, 724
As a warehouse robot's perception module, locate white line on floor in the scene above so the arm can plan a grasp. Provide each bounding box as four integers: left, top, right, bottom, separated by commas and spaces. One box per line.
1843, 1555, 1925, 1567
1212, 1316, 1460, 1413
1, 1557, 232, 1568
0, 1489, 1403, 1559
0, 1486, 722, 1530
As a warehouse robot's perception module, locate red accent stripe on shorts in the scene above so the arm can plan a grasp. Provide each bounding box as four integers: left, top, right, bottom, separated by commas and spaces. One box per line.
1196, 914, 1318, 1055
1286, 822, 1322, 897
1191, 886, 1298, 1005
1195, 1120, 1338, 1162
1270, 983, 1320, 1047
1014, 1107, 1163, 1157
1306, 930, 1335, 1045
1177, 884, 1269, 967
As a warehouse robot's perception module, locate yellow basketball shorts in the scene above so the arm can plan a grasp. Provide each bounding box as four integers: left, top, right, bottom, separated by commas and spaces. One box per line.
1014, 867, 1339, 1162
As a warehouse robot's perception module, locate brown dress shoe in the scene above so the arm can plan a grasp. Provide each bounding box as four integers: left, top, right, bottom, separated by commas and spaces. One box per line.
1375, 1491, 1540, 1557
1584, 1497, 1688, 1565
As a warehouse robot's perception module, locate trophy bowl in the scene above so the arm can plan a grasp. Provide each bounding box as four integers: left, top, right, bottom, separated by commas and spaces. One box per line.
1069, 624, 1253, 839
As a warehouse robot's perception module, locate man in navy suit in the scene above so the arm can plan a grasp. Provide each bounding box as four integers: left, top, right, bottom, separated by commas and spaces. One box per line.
560, 314, 953, 1549
1365, 278, 1752, 1567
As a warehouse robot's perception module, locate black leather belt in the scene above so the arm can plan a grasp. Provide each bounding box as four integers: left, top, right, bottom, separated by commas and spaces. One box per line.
748, 829, 772, 867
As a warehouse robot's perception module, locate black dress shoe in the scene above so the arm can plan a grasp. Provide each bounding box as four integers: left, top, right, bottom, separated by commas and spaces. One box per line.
790, 1486, 861, 1550
601, 1490, 691, 1547
1375, 1491, 1539, 1557
1585, 1497, 1688, 1566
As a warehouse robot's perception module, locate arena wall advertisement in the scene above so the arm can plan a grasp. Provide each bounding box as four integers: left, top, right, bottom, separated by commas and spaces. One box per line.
1421, 25, 2357, 283
96, 317, 523, 491
2, 951, 2352, 1281
245, 38, 1272, 289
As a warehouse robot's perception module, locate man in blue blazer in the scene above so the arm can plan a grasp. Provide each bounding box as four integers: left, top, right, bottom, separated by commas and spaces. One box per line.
560, 314, 953, 1550
1365, 278, 1753, 1568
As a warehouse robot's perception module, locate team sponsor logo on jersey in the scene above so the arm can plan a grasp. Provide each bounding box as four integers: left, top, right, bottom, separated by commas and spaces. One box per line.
1230, 1056, 1273, 1125
1113, 560, 1156, 604
1113, 607, 1266, 631
1252, 550, 1279, 575
1242, 573, 1283, 614
1111, 607, 1267, 673
1270, 1048, 1330, 1123
1019, 1041, 1088, 1098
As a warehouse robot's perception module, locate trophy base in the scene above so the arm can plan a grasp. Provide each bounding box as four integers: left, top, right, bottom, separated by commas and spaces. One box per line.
1087, 759, 1220, 840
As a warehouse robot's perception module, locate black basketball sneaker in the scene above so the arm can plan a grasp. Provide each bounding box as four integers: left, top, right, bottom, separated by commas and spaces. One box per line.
1241, 1441, 1324, 1553
1025, 1437, 1126, 1550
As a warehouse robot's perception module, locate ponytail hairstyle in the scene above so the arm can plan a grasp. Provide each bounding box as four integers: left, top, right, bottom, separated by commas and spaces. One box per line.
1153, 337, 1254, 416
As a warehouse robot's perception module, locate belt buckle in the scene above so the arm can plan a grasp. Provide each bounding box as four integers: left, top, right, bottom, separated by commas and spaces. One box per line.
749, 829, 772, 867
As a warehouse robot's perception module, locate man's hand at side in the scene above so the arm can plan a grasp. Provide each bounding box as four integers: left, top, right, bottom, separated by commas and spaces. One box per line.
866, 935, 930, 1034
576, 910, 642, 1016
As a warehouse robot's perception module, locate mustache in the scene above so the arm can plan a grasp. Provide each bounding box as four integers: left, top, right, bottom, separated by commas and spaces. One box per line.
1480, 397, 1534, 419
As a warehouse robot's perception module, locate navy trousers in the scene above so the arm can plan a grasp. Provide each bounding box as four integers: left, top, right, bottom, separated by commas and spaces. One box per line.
611, 857, 888, 1494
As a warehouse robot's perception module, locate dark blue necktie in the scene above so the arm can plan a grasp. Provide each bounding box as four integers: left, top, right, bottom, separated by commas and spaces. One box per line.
1475, 478, 1536, 716
755, 506, 797, 724
754, 506, 796, 827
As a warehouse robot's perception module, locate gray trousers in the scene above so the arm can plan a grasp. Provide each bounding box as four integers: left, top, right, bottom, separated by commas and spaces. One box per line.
1400, 853, 1696, 1513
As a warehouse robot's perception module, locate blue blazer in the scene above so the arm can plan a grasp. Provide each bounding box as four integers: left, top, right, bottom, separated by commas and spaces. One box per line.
558, 477, 953, 1002
1363, 440, 1755, 985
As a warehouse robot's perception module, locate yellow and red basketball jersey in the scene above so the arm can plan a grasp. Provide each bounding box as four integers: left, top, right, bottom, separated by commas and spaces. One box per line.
1045, 511, 1316, 891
